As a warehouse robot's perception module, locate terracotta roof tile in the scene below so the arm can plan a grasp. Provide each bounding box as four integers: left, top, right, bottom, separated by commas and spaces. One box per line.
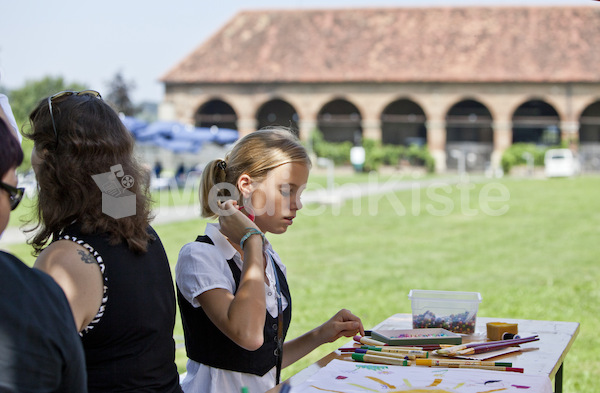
161, 6, 600, 84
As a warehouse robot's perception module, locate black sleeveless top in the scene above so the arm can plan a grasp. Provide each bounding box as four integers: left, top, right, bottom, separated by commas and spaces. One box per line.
59, 224, 182, 393
177, 235, 292, 376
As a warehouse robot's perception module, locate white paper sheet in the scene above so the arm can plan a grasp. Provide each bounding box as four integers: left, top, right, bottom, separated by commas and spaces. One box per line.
292, 359, 552, 393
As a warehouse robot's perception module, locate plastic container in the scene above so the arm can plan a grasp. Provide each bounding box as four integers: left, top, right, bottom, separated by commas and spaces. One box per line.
408, 289, 482, 334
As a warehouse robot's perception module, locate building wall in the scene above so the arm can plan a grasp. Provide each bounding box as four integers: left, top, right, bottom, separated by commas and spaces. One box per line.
161, 81, 600, 172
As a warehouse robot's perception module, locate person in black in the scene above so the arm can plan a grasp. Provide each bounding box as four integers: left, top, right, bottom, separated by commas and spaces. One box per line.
0, 117, 87, 392
24, 91, 182, 393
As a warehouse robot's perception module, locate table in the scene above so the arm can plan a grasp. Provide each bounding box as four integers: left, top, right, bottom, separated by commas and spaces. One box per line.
268, 314, 579, 393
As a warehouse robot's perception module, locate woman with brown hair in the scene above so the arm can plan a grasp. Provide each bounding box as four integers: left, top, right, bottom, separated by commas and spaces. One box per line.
25, 90, 182, 393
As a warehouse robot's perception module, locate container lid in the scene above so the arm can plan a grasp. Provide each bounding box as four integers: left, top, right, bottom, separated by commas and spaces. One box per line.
408, 289, 482, 303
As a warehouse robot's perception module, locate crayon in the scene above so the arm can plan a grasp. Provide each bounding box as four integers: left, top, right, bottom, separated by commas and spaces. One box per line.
416, 359, 513, 367
352, 353, 411, 366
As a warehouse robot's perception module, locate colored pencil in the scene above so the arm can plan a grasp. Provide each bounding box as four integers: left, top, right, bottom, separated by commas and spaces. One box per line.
423, 363, 524, 373
436, 335, 539, 356
355, 349, 415, 360
455, 336, 540, 356
352, 353, 411, 366
360, 346, 429, 358
358, 343, 441, 351
363, 344, 424, 351
416, 359, 513, 367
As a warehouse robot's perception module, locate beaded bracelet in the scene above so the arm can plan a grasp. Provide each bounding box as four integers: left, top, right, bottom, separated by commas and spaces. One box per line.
240, 228, 265, 249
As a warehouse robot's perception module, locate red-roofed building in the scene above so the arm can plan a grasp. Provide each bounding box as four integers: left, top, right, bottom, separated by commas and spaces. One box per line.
161, 5, 600, 172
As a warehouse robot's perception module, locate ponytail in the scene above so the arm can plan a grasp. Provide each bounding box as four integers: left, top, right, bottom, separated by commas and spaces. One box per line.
199, 159, 230, 218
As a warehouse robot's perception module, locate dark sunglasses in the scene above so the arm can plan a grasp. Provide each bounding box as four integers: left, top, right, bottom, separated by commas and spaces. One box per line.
0, 181, 25, 211
47, 90, 102, 142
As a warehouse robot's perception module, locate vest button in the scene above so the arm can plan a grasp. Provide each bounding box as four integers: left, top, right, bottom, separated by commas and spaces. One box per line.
272, 323, 278, 330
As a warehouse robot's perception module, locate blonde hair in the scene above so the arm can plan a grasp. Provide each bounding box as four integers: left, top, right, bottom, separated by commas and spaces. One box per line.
200, 127, 311, 218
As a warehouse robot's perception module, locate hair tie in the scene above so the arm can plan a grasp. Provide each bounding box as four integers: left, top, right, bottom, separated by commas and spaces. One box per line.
217, 160, 227, 171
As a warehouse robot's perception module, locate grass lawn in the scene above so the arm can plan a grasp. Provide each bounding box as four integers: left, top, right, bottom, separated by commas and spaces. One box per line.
6, 174, 598, 392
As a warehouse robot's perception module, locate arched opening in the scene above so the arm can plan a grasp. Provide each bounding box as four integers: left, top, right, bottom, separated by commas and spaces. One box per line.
445, 99, 493, 171
256, 99, 299, 136
579, 100, 600, 171
195, 99, 238, 130
512, 100, 561, 145
317, 99, 362, 144
380, 99, 427, 146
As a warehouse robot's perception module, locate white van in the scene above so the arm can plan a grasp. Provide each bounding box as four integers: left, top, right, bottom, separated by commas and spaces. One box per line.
544, 149, 580, 177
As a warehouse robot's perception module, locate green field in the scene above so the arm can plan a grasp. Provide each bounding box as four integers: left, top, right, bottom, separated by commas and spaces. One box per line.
6, 174, 598, 392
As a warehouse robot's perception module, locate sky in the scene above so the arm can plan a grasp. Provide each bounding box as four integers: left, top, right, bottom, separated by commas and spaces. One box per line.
0, 0, 595, 104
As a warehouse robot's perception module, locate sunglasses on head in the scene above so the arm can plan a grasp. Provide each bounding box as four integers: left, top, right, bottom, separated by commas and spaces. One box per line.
47, 90, 102, 143
0, 181, 25, 211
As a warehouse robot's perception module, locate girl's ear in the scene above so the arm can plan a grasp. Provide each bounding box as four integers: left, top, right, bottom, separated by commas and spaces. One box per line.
237, 173, 253, 200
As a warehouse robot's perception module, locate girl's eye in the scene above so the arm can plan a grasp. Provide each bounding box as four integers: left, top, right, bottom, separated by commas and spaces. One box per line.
280, 185, 291, 196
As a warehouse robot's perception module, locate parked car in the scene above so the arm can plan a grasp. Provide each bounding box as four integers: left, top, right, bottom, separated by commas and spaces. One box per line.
544, 149, 580, 177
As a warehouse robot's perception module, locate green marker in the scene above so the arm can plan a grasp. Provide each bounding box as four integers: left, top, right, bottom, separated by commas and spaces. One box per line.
352, 352, 410, 366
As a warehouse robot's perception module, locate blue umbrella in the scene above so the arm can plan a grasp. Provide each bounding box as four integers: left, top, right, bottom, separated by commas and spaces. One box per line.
173, 127, 215, 144
154, 137, 203, 153
213, 128, 238, 144
195, 126, 238, 145
136, 121, 191, 141
120, 116, 147, 136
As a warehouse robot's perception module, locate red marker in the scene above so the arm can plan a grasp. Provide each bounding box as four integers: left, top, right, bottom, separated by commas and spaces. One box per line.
238, 206, 255, 221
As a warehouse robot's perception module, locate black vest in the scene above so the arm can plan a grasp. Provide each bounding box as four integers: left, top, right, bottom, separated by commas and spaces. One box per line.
177, 235, 292, 376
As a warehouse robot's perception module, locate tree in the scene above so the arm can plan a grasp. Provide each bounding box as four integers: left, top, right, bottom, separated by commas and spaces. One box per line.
105, 71, 138, 116
4, 76, 87, 170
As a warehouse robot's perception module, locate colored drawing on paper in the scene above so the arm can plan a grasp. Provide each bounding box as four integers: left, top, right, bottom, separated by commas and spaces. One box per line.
309, 386, 346, 393
295, 359, 552, 393
389, 388, 454, 393
429, 378, 443, 387
348, 383, 379, 392
366, 376, 396, 389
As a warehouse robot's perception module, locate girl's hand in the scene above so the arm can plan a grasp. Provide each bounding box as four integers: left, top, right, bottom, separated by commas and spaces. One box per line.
318, 309, 365, 344
217, 200, 260, 244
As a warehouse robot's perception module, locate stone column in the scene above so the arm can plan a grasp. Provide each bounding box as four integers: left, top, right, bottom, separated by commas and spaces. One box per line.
426, 119, 447, 173
158, 101, 176, 121
491, 120, 513, 170
237, 117, 258, 138
298, 117, 317, 143
361, 118, 382, 142
561, 121, 579, 150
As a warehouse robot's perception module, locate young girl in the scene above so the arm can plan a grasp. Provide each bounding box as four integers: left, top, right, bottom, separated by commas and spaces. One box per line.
176, 128, 364, 393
